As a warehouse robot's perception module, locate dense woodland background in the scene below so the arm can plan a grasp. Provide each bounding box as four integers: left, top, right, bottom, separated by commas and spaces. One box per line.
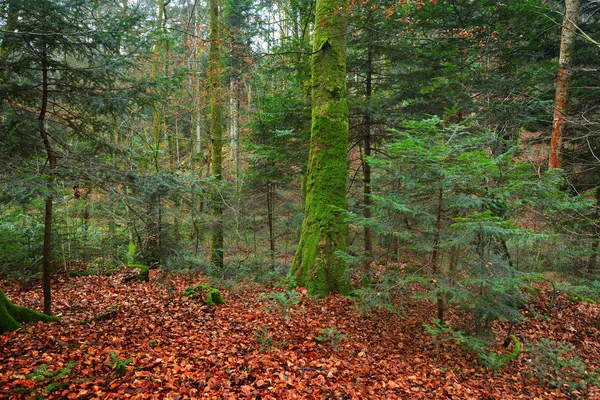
1, 0, 600, 397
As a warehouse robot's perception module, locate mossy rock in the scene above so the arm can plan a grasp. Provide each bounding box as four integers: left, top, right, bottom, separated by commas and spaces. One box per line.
183, 284, 224, 307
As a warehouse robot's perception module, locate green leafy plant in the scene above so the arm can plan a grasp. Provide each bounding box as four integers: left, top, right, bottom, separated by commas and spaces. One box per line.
106, 350, 132, 378
26, 361, 76, 394
315, 327, 347, 349
258, 289, 300, 318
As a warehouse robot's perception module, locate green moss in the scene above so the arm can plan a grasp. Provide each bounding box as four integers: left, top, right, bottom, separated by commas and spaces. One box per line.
81, 305, 119, 325
0, 289, 59, 334
566, 294, 596, 304
206, 289, 225, 307
183, 284, 225, 306
501, 334, 521, 364
290, 0, 352, 298
183, 286, 197, 297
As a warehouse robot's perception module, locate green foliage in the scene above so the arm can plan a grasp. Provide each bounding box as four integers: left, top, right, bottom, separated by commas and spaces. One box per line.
367, 117, 588, 338
528, 339, 589, 391
352, 271, 412, 317
258, 289, 300, 318
26, 361, 76, 393
424, 320, 519, 370
315, 327, 347, 349
107, 350, 132, 378
556, 280, 600, 304
0, 204, 44, 277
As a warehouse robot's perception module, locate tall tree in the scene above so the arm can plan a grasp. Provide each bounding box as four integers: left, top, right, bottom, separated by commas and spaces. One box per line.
209, 0, 224, 269
549, 0, 581, 169
291, 0, 353, 296
0, 0, 143, 313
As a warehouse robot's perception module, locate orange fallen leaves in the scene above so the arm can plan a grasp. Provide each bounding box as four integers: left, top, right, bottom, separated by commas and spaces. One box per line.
0, 272, 597, 399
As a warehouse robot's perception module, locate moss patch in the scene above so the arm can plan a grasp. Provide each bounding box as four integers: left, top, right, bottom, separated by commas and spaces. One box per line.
566, 293, 596, 304
290, 0, 353, 298
183, 284, 225, 307
0, 289, 59, 334
501, 334, 521, 364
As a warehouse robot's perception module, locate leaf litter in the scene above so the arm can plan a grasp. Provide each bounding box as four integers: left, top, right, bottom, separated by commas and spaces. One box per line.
1, 269, 599, 399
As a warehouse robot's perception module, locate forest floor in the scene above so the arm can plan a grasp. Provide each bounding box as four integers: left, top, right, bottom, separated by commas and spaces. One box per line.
1, 268, 600, 399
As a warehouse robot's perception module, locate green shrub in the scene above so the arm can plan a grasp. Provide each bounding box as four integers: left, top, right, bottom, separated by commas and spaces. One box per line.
424, 320, 520, 370
107, 350, 132, 378
527, 339, 590, 391
315, 327, 347, 349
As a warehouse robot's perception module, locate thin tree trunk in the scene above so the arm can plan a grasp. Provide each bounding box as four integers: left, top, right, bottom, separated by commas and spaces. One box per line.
431, 188, 445, 324
152, 1, 166, 171
267, 182, 276, 265
39, 51, 56, 316
549, 0, 580, 169
361, 40, 373, 283
209, 0, 224, 269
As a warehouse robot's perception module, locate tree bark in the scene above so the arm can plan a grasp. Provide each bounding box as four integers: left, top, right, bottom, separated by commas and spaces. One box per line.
361, 39, 373, 283
431, 188, 445, 324
549, 0, 580, 169
209, 0, 224, 270
290, 0, 352, 297
39, 50, 56, 316
267, 182, 276, 265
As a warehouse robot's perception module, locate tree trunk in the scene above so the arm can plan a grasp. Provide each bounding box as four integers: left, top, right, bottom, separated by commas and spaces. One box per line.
431, 188, 445, 324
361, 39, 373, 284
267, 182, 276, 265
549, 0, 580, 169
209, 0, 224, 270
39, 50, 55, 316
290, 0, 353, 297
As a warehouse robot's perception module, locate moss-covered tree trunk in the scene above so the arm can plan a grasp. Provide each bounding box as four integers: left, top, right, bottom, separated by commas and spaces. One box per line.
209, 0, 224, 270
290, 0, 352, 297
0, 290, 59, 334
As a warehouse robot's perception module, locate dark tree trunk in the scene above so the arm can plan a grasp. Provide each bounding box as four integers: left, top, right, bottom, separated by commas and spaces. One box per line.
209, 0, 224, 269
431, 188, 445, 324
361, 41, 373, 283
39, 51, 56, 316
267, 182, 276, 265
